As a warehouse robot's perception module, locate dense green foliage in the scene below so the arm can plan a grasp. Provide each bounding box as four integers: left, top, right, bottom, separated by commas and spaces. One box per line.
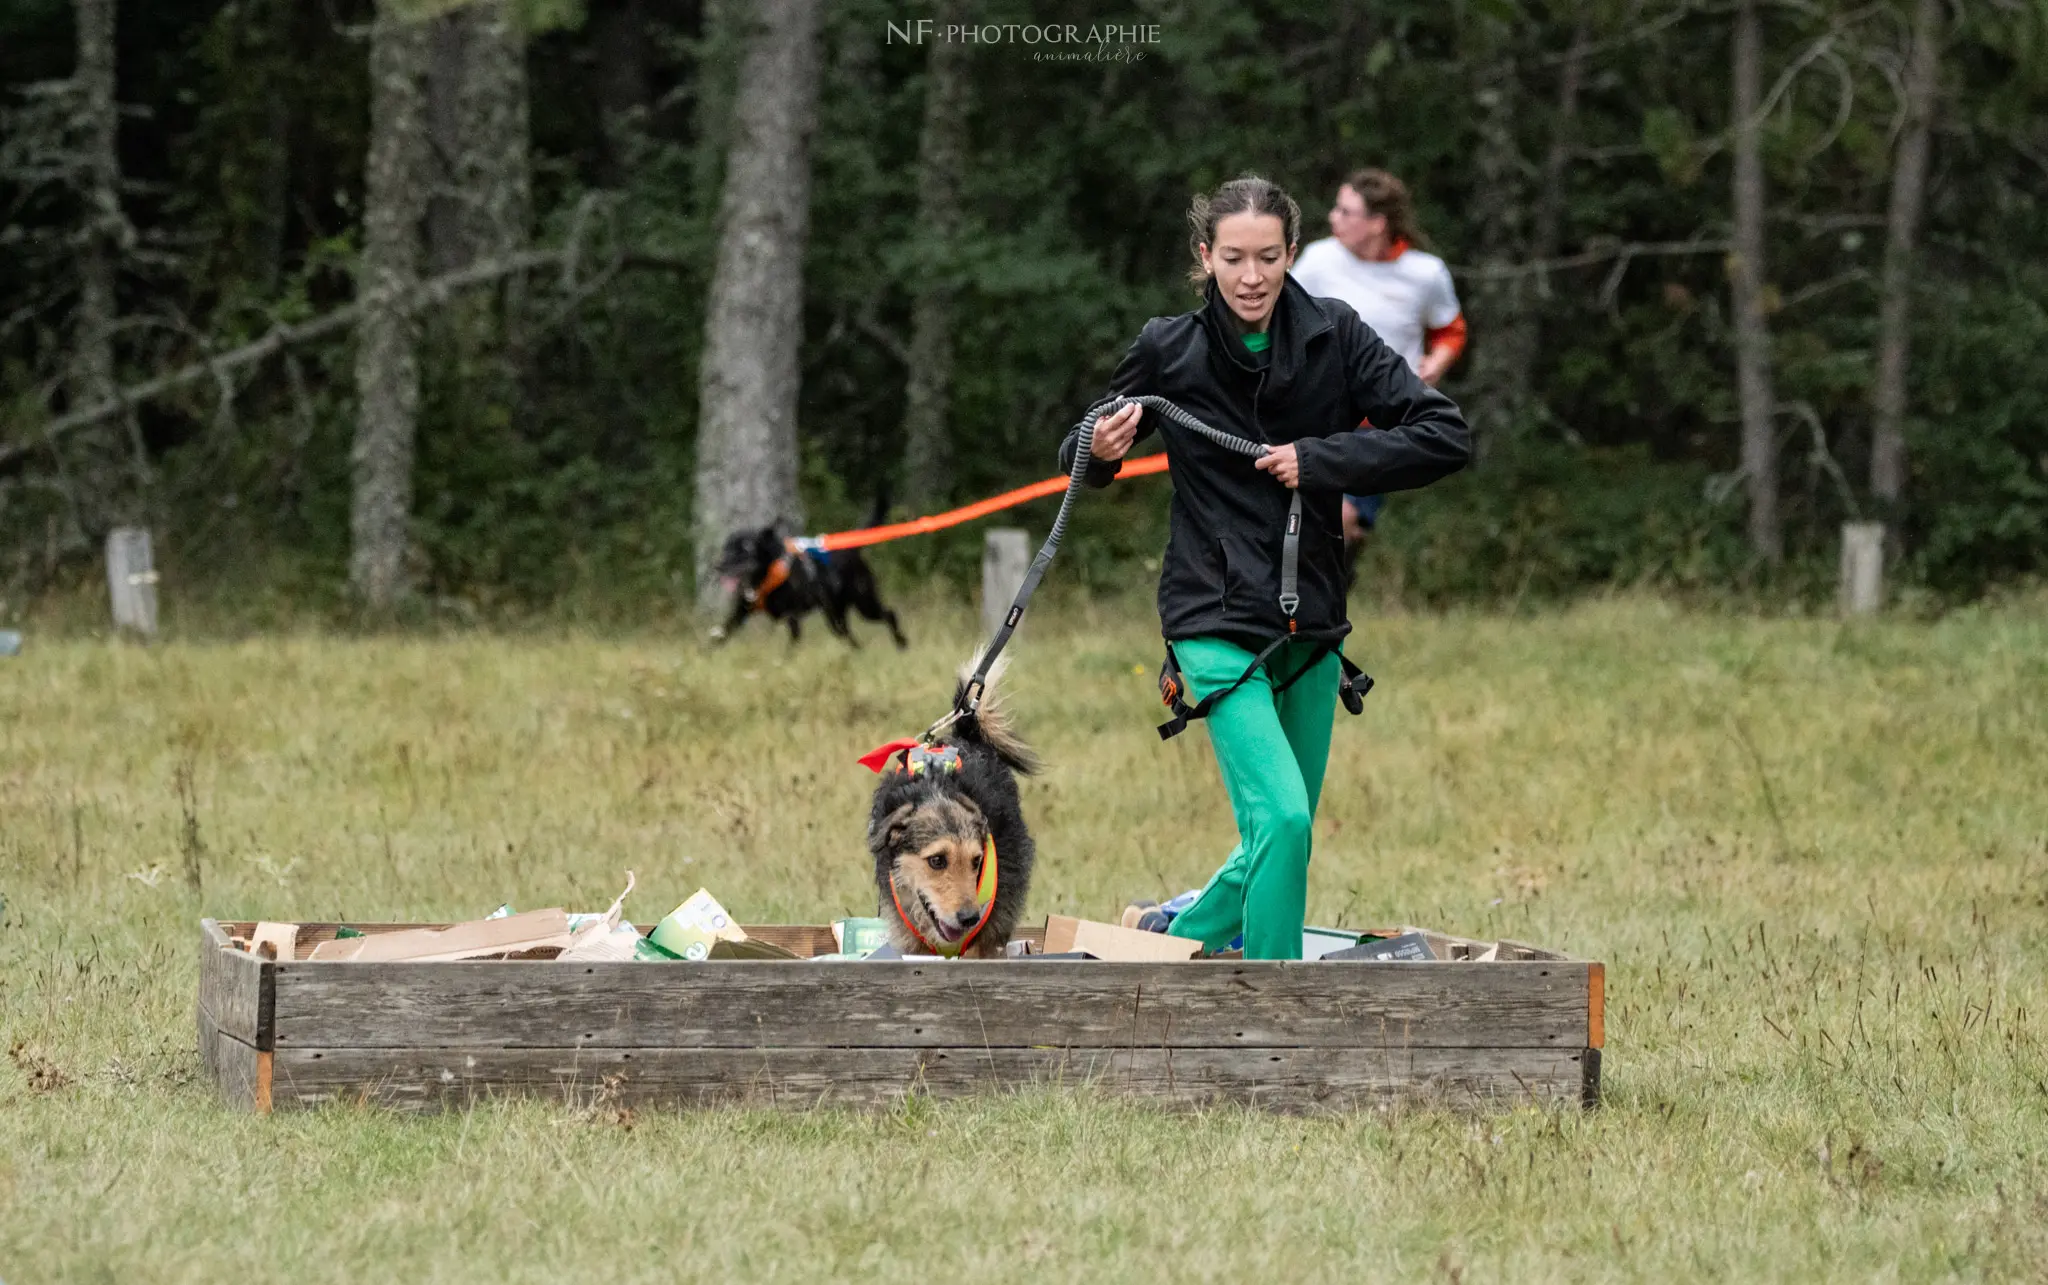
2, 0, 2044, 615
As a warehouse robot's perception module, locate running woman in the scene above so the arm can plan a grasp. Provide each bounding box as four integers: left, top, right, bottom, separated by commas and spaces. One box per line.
1290, 169, 1467, 582
1060, 175, 1469, 960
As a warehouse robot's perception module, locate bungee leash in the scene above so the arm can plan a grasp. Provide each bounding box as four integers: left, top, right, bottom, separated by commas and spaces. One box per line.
929, 394, 1372, 744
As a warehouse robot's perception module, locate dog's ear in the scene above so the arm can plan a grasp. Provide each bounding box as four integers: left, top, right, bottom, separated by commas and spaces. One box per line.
869, 801, 916, 853
954, 794, 986, 831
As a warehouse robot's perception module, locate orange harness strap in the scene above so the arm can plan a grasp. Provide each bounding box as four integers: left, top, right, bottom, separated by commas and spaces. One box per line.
748, 554, 793, 612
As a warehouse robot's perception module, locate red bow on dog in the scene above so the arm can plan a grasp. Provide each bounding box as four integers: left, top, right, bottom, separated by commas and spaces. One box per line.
857, 738, 920, 773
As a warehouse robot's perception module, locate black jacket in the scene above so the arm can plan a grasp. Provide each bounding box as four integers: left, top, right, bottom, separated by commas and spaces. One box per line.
1058, 273, 1470, 647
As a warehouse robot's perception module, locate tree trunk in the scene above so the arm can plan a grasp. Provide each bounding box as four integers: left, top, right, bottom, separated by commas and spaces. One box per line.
1870, 0, 1942, 513
423, 0, 530, 449
1730, 0, 1781, 564
68, 0, 142, 540
350, 4, 432, 609
900, 0, 971, 509
691, 0, 742, 219
459, 3, 531, 268
426, 12, 471, 277
426, 4, 529, 280
692, 0, 822, 613
591, 0, 653, 185
1531, 17, 1591, 300
1462, 14, 1589, 467
1458, 17, 1531, 466
251, 90, 293, 296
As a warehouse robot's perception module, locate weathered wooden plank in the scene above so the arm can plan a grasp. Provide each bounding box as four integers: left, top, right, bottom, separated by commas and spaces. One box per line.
268, 1044, 1590, 1115
1495, 938, 1572, 962
198, 919, 273, 1048
197, 985, 221, 1086
198, 922, 229, 1081
211, 1028, 272, 1114
272, 960, 1592, 1051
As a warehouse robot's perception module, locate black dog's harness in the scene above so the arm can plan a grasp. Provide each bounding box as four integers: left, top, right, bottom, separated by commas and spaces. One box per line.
745, 546, 835, 614
744, 553, 794, 612
931, 394, 1372, 742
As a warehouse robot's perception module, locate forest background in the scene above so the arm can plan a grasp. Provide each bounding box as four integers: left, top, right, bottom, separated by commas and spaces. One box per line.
1, 0, 2044, 627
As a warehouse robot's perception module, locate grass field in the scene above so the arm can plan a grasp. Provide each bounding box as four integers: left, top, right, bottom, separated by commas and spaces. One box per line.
3, 596, 2046, 1281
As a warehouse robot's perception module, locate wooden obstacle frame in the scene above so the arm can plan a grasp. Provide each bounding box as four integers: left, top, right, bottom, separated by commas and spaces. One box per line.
197, 919, 1604, 1115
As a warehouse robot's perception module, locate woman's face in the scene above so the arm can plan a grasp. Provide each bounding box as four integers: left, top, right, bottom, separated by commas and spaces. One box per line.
1328, 184, 1388, 258
1200, 212, 1296, 329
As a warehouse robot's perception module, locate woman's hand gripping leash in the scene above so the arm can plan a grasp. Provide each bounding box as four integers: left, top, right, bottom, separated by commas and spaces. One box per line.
1093, 398, 1300, 488
1090, 401, 1143, 462
1253, 443, 1300, 488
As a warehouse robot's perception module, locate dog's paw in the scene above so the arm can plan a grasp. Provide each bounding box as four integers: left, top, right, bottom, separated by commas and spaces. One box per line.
707, 625, 729, 643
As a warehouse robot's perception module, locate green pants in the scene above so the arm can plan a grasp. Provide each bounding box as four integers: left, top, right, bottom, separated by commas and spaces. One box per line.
1165, 635, 1340, 961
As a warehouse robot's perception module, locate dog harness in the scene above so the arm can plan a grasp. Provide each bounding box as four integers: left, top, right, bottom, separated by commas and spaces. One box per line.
1157, 640, 1373, 740
745, 554, 793, 611
860, 739, 1000, 958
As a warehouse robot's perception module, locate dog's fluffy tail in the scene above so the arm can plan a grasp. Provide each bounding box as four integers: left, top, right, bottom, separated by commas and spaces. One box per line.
954, 651, 1041, 775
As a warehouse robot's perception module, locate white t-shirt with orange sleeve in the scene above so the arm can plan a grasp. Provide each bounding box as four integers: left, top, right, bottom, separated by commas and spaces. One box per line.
1290, 237, 1462, 373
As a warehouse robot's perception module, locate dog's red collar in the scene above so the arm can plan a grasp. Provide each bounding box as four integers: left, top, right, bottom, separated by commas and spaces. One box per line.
887, 833, 998, 959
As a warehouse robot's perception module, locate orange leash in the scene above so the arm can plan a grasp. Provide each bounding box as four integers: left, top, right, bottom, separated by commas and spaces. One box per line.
795, 453, 1169, 554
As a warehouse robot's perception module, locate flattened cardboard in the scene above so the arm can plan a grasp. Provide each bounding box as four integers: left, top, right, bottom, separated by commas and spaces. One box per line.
1042, 915, 1201, 962
248, 921, 299, 961
707, 938, 799, 961
307, 908, 573, 962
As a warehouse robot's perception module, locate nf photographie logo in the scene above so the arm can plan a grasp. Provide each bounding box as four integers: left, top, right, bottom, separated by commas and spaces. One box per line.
886, 19, 1163, 61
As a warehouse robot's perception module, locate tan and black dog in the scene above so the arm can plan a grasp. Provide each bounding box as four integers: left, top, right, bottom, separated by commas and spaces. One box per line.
864, 662, 1037, 958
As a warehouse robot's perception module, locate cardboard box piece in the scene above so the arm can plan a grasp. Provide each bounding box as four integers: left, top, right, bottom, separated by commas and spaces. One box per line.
1042, 915, 1201, 962
247, 921, 299, 961
307, 909, 574, 962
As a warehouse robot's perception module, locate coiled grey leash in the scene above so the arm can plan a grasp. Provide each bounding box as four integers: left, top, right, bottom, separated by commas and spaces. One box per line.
930, 394, 1305, 739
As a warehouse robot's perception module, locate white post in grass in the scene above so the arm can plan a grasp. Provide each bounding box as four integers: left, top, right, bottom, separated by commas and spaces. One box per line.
105, 526, 159, 638
982, 528, 1030, 638
1839, 521, 1885, 617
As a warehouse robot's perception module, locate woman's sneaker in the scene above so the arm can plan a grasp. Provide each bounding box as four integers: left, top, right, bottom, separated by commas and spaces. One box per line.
1121, 889, 1203, 935
1120, 900, 1170, 933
